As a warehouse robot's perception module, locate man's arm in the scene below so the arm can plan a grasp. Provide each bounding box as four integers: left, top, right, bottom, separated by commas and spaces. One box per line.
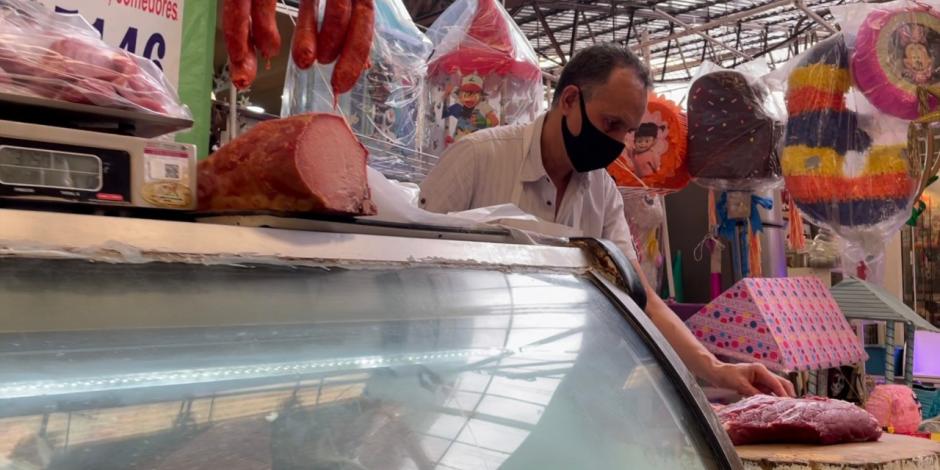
636, 265, 792, 397
419, 139, 477, 213
602, 185, 793, 397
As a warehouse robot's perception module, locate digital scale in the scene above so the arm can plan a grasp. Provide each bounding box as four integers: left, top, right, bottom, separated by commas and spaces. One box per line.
0, 92, 196, 210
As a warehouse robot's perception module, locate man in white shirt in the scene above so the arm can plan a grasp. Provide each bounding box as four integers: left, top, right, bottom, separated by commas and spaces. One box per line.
421, 44, 793, 397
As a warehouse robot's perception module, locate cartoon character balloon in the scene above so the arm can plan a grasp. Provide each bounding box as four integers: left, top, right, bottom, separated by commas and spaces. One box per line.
441, 73, 500, 143
852, 3, 940, 119
608, 93, 689, 195
424, 0, 543, 155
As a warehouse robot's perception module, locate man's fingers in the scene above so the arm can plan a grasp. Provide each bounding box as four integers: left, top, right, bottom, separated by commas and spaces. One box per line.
781, 377, 796, 398
754, 366, 788, 397
738, 381, 762, 396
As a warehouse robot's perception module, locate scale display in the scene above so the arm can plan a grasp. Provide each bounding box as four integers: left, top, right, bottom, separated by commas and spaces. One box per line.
0, 145, 102, 191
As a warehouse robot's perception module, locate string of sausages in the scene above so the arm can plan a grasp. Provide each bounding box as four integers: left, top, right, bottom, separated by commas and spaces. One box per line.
222, 0, 374, 106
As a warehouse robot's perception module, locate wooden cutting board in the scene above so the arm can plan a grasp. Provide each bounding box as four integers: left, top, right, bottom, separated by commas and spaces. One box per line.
736, 434, 940, 470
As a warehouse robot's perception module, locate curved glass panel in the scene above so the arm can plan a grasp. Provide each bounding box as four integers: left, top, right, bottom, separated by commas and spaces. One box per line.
0, 260, 719, 469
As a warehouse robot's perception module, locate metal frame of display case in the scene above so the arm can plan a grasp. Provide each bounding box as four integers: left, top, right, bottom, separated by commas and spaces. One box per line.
0, 208, 742, 469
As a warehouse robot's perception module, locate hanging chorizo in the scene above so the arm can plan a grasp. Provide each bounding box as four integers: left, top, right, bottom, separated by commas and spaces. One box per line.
291, 0, 318, 69
330, 0, 373, 101
223, 0, 256, 89
316, 0, 352, 64
251, 0, 281, 67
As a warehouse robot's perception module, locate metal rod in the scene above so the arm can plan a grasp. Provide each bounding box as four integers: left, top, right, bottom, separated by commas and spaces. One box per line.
674, 33, 695, 80
625, 8, 636, 44
905, 322, 915, 386
569, 8, 580, 58
533, 3, 568, 64
582, 10, 597, 44
535, 48, 564, 66
661, 195, 676, 300
886, 320, 896, 382
794, 0, 838, 34
661, 24, 674, 82
228, 81, 238, 142
731, 22, 744, 67
732, 223, 743, 281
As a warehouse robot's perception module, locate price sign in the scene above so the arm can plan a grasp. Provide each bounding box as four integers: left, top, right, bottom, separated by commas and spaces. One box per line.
37, 0, 185, 89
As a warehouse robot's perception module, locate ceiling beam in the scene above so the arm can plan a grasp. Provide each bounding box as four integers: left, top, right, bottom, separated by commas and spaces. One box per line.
529, 0, 831, 59
521, 0, 728, 45
651, 8, 753, 61
649, 24, 815, 78
533, 2, 569, 64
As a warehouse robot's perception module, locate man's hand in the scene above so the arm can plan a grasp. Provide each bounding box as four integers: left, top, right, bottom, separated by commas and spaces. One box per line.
707, 362, 795, 397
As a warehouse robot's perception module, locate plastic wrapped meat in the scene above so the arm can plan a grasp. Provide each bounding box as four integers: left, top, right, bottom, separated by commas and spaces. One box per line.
0, 0, 190, 119
717, 395, 882, 446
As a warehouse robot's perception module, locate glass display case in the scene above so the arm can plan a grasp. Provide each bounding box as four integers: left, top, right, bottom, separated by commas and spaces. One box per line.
0, 209, 741, 469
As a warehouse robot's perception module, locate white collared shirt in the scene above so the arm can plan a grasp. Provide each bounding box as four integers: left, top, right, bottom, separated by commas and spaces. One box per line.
420, 112, 638, 260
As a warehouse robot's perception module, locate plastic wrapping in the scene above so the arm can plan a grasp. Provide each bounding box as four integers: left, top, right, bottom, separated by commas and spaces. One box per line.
0, 0, 190, 119
608, 93, 690, 195
865, 384, 922, 434
833, 0, 940, 120
686, 62, 784, 191
282, 0, 433, 182
776, 34, 922, 281
621, 193, 665, 292
423, 0, 545, 156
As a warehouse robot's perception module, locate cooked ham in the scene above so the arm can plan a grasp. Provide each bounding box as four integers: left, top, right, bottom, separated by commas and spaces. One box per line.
198, 113, 376, 216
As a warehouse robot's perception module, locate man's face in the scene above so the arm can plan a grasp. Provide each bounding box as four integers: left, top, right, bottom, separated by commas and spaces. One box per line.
459, 90, 481, 108
560, 68, 648, 144
634, 135, 655, 153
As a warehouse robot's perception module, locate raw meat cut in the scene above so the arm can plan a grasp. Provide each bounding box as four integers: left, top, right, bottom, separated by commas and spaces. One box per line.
198, 113, 377, 216
716, 395, 882, 446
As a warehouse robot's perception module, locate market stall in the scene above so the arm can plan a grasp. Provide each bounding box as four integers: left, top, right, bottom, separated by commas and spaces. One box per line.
2, 0, 940, 468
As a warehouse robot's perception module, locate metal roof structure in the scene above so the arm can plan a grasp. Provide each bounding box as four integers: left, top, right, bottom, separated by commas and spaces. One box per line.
404, 0, 847, 83
831, 277, 940, 332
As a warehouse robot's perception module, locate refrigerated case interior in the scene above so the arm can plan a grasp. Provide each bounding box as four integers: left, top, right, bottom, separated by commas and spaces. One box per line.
0, 209, 740, 470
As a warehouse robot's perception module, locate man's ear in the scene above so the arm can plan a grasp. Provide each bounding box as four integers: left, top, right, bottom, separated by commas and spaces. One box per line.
560, 85, 580, 112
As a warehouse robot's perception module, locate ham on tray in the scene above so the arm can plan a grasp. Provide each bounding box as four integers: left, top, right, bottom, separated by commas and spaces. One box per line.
198, 113, 377, 217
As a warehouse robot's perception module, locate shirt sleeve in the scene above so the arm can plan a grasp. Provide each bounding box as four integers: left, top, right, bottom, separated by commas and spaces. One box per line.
601, 179, 639, 261
419, 138, 477, 214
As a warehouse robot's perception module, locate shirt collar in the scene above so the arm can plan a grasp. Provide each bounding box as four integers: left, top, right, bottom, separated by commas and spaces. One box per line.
520, 112, 550, 183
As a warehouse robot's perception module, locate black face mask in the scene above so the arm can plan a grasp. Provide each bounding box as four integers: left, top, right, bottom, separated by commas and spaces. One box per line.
561, 88, 626, 173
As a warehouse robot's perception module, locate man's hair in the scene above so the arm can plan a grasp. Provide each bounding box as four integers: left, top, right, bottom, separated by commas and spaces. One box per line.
551, 44, 653, 106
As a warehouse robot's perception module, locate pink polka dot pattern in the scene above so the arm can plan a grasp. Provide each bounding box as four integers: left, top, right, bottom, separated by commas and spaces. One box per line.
685, 277, 867, 373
